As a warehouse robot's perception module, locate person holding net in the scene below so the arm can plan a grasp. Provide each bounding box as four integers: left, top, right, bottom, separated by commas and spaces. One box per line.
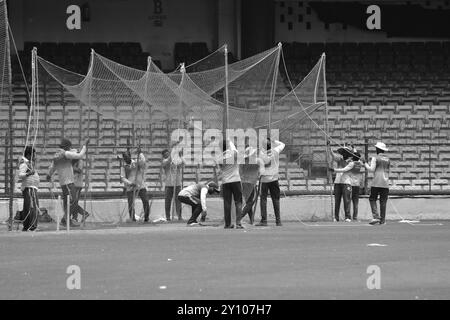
47, 138, 89, 227
17, 146, 40, 231
364, 142, 390, 225
161, 143, 184, 222
120, 148, 151, 223
256, 138, 285, 227
240, 145, 265, 225
215, 139, 244, 229
178, 181, 220, 226
328, 142, 353, 222
71, 150, 90, 222
329, 146, 355, 222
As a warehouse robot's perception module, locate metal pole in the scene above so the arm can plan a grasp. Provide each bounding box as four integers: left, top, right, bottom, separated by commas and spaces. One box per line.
82, 49, 94, 227
268, 43, 282, 133
224, 45, 229, 139
320, 53, 334, 220
364, 138, 369, 194
5, 1, 14, 231
428, 144, 432, 192
67, 195, 70, 232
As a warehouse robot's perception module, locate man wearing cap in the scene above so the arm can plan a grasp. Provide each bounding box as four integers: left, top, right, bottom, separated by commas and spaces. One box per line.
178, 181, 220, 226
240, 145, 265, 225
364, 142, 390, 225
328, 142, 353, 222
47, 138, 89, 227
256, 138, 285, 227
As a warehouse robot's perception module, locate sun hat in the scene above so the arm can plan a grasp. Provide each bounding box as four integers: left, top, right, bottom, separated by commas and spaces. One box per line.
374, 142, 388, 152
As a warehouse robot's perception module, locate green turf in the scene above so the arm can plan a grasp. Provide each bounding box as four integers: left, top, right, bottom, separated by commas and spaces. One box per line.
0, 221, 449, 299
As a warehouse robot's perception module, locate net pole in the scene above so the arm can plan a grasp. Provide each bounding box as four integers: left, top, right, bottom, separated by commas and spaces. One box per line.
268, 43, 282, 134
224, 45, 229, 139
146, 56, 152, 137
364, 138, 369, 194
5, 0, 13, 231
82, 49, 94, 227
171, 63, 185, 221
321, 53, 333, 221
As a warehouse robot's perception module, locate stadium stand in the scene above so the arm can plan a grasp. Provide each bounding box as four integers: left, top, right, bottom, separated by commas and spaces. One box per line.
2, 41, 450, 195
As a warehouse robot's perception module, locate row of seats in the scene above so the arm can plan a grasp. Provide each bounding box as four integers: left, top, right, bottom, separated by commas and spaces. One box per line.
281, 41, 450, 105
13, 42, 156, 78
1, 103, 450, 194
9, 41, 450, 107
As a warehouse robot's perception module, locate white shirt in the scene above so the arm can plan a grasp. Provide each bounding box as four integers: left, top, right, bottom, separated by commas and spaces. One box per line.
216, 141, 241, 184
260, 140, 285, 183
365, 155, 390, 188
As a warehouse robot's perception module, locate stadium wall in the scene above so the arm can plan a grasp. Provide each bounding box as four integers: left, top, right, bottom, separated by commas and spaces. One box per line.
1, 196, 449, 223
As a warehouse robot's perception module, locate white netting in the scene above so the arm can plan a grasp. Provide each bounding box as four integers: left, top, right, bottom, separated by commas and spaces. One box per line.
32, 43, 329, 216
0, 0, 12, 204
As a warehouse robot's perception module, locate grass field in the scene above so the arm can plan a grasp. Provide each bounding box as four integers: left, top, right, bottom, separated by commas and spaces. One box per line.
1, 220, 449, 300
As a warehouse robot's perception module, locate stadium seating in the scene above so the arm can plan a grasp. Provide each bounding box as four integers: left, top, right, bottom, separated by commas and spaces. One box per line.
2, 41, 450, 195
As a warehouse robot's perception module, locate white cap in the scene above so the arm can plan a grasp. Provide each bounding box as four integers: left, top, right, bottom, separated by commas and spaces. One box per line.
374, 142, 388, 152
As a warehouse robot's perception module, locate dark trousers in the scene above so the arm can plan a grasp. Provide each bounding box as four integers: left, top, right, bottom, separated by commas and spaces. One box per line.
369, 187, 389, 222
334, 183, 352, 220
222, 182, 243, 227
241, 183, 257, 223
165, 186, 182, 220
61, 183, 84, 221
72, 186, 89, 221
127, 188, 150, 221
22, 188, 39, 231
351, 186, 360, 220
260, 180, 281, 223
178, 195, 203, 224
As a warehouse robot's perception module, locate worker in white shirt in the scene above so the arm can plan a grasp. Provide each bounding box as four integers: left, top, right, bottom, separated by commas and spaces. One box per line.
178, 181, 220, 226
330, 153, 355, 222
256, 138, 285, 226
216, 139, 244, 229
18, 146, 40, 231
47, 138, 89, 227
328, 142, 353, 222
